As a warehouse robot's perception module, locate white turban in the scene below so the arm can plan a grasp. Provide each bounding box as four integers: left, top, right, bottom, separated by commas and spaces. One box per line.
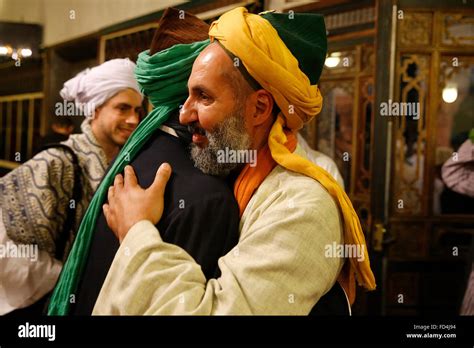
60, 58, 142, 117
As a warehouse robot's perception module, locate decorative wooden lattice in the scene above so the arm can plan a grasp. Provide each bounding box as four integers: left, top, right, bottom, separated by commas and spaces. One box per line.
101, 24, 158, 63
314, 43, 375, 232
0, 93, 43, 171
392, 54, 429, 216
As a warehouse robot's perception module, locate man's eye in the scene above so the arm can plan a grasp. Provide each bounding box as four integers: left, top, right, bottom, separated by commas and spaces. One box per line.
200, 92, 210, 101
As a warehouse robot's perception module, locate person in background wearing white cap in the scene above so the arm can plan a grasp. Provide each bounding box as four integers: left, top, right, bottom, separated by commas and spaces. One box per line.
0, 58, 143, 315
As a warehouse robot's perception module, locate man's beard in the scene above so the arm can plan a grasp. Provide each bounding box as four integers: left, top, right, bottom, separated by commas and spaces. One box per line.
189, 106, 252, 177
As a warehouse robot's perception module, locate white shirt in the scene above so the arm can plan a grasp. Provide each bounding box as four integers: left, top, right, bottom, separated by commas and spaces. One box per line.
0, 208, 62, 315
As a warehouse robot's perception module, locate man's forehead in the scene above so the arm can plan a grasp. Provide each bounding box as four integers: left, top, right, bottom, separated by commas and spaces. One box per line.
198, 42, 231, 64
110, 89, 142, 104
189, 43, 234, 83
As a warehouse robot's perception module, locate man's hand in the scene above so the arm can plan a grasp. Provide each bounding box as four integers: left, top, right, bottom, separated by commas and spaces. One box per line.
103, 163, 172, 243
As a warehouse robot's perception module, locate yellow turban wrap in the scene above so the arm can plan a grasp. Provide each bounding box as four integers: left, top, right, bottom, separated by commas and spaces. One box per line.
209, 7, 376, 304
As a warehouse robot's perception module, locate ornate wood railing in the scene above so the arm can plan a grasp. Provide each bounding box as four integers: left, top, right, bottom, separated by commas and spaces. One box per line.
0, 92, 43, 171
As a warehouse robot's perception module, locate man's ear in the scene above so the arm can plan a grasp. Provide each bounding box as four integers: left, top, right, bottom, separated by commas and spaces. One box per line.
251, 89, 274, 126
92, 106, 102, 120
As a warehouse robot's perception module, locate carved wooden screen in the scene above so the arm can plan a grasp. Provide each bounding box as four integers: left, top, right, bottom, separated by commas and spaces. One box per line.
308, 44, 376, 233
392, 10, 474, 218
0, 92, 43, 175
386, 8, 474, 315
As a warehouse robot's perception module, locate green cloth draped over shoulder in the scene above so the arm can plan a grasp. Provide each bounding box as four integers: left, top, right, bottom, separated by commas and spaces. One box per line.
48, 39, 210, 315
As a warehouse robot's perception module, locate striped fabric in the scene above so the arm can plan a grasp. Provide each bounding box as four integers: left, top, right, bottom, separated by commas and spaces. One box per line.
0, 120, 108, 257
442, 139, 474, 197
461, 264, 474, 315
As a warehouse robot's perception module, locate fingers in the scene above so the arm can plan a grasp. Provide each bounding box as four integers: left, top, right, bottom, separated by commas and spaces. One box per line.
102, 203, 110, 220
149, 163, 172, 197
108, 173, 123, 202
114, 173, 124, 191
108, 186, 115, 202
124, 165, 138, 187
103, 203, 119, 241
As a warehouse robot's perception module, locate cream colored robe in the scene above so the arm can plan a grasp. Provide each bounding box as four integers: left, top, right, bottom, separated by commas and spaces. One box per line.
93, 146, 344, 315
297, 133, 344, 189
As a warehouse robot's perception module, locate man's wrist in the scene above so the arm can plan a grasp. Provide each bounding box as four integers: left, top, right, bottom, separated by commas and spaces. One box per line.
120, 219, 152, 244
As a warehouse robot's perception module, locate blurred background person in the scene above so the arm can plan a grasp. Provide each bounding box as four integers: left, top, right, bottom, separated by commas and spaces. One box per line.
37, 116, 75, 151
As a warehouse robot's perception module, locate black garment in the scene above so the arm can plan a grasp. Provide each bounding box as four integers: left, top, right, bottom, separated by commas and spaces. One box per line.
440, 187, 474, 214
309, 282, 350, 315
41, 133, 69, 144
71, 129, 240, 315
37, 133, 69, 153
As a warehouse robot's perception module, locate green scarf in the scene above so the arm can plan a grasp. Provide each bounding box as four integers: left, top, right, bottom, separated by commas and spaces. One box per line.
48, 39, 210, 315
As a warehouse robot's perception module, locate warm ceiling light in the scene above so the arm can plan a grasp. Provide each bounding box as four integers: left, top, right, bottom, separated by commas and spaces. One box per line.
442, 85, 458, 103
325, 56, 340, 68
20, 48, 32, 57
325, 52, 341, 68
0, 46, 8, 55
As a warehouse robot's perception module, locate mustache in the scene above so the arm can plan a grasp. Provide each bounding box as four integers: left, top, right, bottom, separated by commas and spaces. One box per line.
187, 122, 206, 136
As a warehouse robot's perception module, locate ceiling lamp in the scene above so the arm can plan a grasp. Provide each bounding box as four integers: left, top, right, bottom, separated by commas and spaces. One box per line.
325, 52, 341, 68
0, 45, 33, 60
442, 84, 458, 104
20, 48, 32, 57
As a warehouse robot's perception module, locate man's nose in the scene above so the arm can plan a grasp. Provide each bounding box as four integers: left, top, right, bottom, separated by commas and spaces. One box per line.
125, 110, 140, 127
179, 97, 197, 125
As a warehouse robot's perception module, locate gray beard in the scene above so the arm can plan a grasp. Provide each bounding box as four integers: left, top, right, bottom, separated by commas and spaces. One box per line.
190, 108, 252, 177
